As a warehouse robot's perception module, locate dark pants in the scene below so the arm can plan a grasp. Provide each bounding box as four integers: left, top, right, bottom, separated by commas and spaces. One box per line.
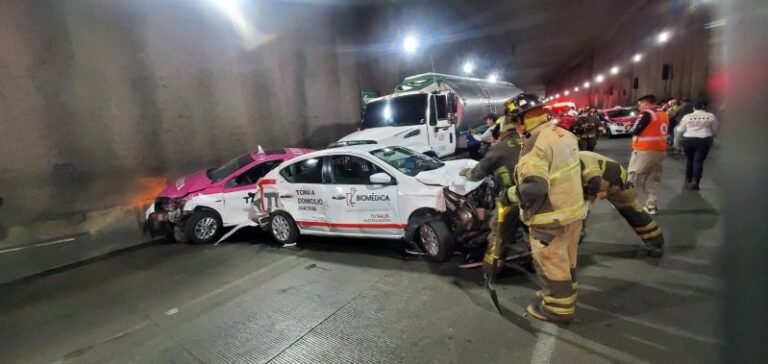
682, 137, 713, 183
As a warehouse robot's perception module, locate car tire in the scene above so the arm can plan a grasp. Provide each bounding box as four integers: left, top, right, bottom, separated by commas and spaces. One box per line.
184, 211, 222, 244
606, 128, 614, 139
269, 211, 300, 245
417, 219, 455, 262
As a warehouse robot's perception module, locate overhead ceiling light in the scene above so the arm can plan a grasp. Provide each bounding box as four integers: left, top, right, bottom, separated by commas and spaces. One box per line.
487, 73, 498, 83
403, 34, 419, 54
632, 53, 643, 63
555, 93, 560, 98
462, 61, 475, 75
610, 66, 620, 75
657, 30, 671, 44
564, 90, 570, 96
595, 74, 605, 83
574, 87, 579, 92
583, 81, 590, 88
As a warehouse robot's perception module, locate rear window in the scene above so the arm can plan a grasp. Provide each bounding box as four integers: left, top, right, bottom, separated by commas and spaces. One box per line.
279, 158, 323, 184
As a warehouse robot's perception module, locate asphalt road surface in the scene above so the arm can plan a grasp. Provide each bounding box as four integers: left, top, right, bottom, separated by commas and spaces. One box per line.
0, 138, 723, 363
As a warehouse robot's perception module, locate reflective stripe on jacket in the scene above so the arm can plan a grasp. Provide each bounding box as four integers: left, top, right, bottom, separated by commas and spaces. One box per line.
632, 110, 669, 151
516, 125, 585, 227
578, 151, 627, 188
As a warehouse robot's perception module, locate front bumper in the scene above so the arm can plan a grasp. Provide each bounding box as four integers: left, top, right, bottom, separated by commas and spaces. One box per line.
607, 124, 630, 135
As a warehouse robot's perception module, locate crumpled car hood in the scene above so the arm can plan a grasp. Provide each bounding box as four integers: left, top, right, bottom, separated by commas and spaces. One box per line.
157, 170, 211, 198
415, 159, 484, 195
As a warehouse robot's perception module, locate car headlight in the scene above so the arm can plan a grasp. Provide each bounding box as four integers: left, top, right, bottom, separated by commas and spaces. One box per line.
155, 198, 186, 212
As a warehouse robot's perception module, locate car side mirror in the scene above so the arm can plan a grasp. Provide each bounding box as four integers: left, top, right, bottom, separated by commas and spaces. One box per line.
369, 172, 393, 185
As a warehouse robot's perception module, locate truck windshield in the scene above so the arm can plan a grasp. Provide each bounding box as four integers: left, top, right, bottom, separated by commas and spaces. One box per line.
362, 94, 427, 129
370, 146, 444, 177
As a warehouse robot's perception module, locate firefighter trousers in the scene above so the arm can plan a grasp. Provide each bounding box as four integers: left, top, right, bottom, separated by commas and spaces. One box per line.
605, 185, 665, 250
529, 220, 582, 320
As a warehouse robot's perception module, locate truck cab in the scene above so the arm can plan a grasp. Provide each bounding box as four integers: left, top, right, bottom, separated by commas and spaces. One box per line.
333, 91, 457, 158
331, 73, 523, 159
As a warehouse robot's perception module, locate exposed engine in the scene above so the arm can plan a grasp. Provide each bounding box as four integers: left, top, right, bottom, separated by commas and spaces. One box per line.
443, 177, 494, 248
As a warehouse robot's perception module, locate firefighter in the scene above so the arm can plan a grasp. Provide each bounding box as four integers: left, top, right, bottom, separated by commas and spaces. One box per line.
504, 93, 585, 323
459, 115, 524, 271
579, 151, 664, 257
628, 94, 669, 215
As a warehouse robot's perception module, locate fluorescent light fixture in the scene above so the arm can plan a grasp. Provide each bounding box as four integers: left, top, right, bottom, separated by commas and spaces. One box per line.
595, 74, 605, 83
487, 73, 498, 83
610, 66, 620, 75
462, 61, 474, 75
564, 91, 570, 96
583, 81, 590, 88
633, 53, 643, 63
403, 34, 419, 54
574, 87, 579, 92
657, 30, 671, 44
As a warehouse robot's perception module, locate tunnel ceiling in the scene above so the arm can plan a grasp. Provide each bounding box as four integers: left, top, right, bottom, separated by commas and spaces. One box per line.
362, 0, 665, 89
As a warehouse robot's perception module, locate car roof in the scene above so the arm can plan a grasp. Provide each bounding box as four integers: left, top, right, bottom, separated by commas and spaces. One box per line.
288, 144, 400, 160
249, 147, 314, 162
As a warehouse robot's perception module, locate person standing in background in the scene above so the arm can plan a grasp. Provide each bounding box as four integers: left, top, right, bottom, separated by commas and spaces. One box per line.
628, 94, 669, 215
671, 98, 694, 153
676, 99, 718, 190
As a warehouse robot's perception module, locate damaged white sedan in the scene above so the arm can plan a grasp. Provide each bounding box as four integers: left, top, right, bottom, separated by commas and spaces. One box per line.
251, 144, 491, 261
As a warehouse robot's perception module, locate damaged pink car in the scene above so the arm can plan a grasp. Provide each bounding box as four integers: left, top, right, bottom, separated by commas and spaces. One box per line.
145, 147, 312, 243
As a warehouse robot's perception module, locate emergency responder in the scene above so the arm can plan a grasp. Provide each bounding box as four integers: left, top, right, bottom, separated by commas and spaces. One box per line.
579, 151, 664, 257
504, 93, 585, 323
459, 115, 524, 271
628, 94, 669, 215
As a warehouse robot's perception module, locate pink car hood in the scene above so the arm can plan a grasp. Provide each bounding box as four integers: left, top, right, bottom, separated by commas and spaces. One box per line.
157, 170, 212, 198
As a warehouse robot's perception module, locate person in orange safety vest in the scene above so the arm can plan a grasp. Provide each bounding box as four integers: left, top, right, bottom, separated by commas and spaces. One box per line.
627, 94, 669, 215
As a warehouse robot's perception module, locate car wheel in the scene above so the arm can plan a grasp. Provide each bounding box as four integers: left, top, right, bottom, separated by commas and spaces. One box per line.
417, 219, 455, 262
183, 211, 222, 244
269, 211, 299, 245
606, 128, 614, 139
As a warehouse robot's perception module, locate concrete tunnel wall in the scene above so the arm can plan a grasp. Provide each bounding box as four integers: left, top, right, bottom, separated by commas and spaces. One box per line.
0, 0, 400, 180
545, 7, 714, 109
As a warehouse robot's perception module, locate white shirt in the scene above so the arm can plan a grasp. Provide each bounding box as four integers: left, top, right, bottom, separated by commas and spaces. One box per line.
472, 126, 496, 144
676, 109, 718, 138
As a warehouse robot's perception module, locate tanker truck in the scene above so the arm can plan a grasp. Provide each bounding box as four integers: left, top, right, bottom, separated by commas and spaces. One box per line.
330, 73, 523, 158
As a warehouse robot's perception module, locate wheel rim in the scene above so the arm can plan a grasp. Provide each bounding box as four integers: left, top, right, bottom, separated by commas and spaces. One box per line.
419, 224, 440, 257
194, 217, 218, 240
272, 215, 291, 242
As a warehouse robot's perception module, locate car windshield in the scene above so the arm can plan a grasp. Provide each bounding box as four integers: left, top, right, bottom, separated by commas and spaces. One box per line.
362, 94, 428, 129
370, 147, 444, 177
206, 154, 254, 182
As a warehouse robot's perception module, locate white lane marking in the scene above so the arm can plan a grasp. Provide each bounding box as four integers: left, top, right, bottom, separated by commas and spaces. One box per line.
531, 322, 558, 364
0, 237, 77, 254
35, 237, 76, 247
165, 308, 179, 316
0, 247, 25, 254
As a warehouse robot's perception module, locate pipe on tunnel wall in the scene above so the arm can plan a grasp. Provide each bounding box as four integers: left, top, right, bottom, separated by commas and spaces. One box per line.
0, 0, 386, 179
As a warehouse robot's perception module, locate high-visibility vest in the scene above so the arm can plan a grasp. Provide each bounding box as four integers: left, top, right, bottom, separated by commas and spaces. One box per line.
632, 110, 669, 151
